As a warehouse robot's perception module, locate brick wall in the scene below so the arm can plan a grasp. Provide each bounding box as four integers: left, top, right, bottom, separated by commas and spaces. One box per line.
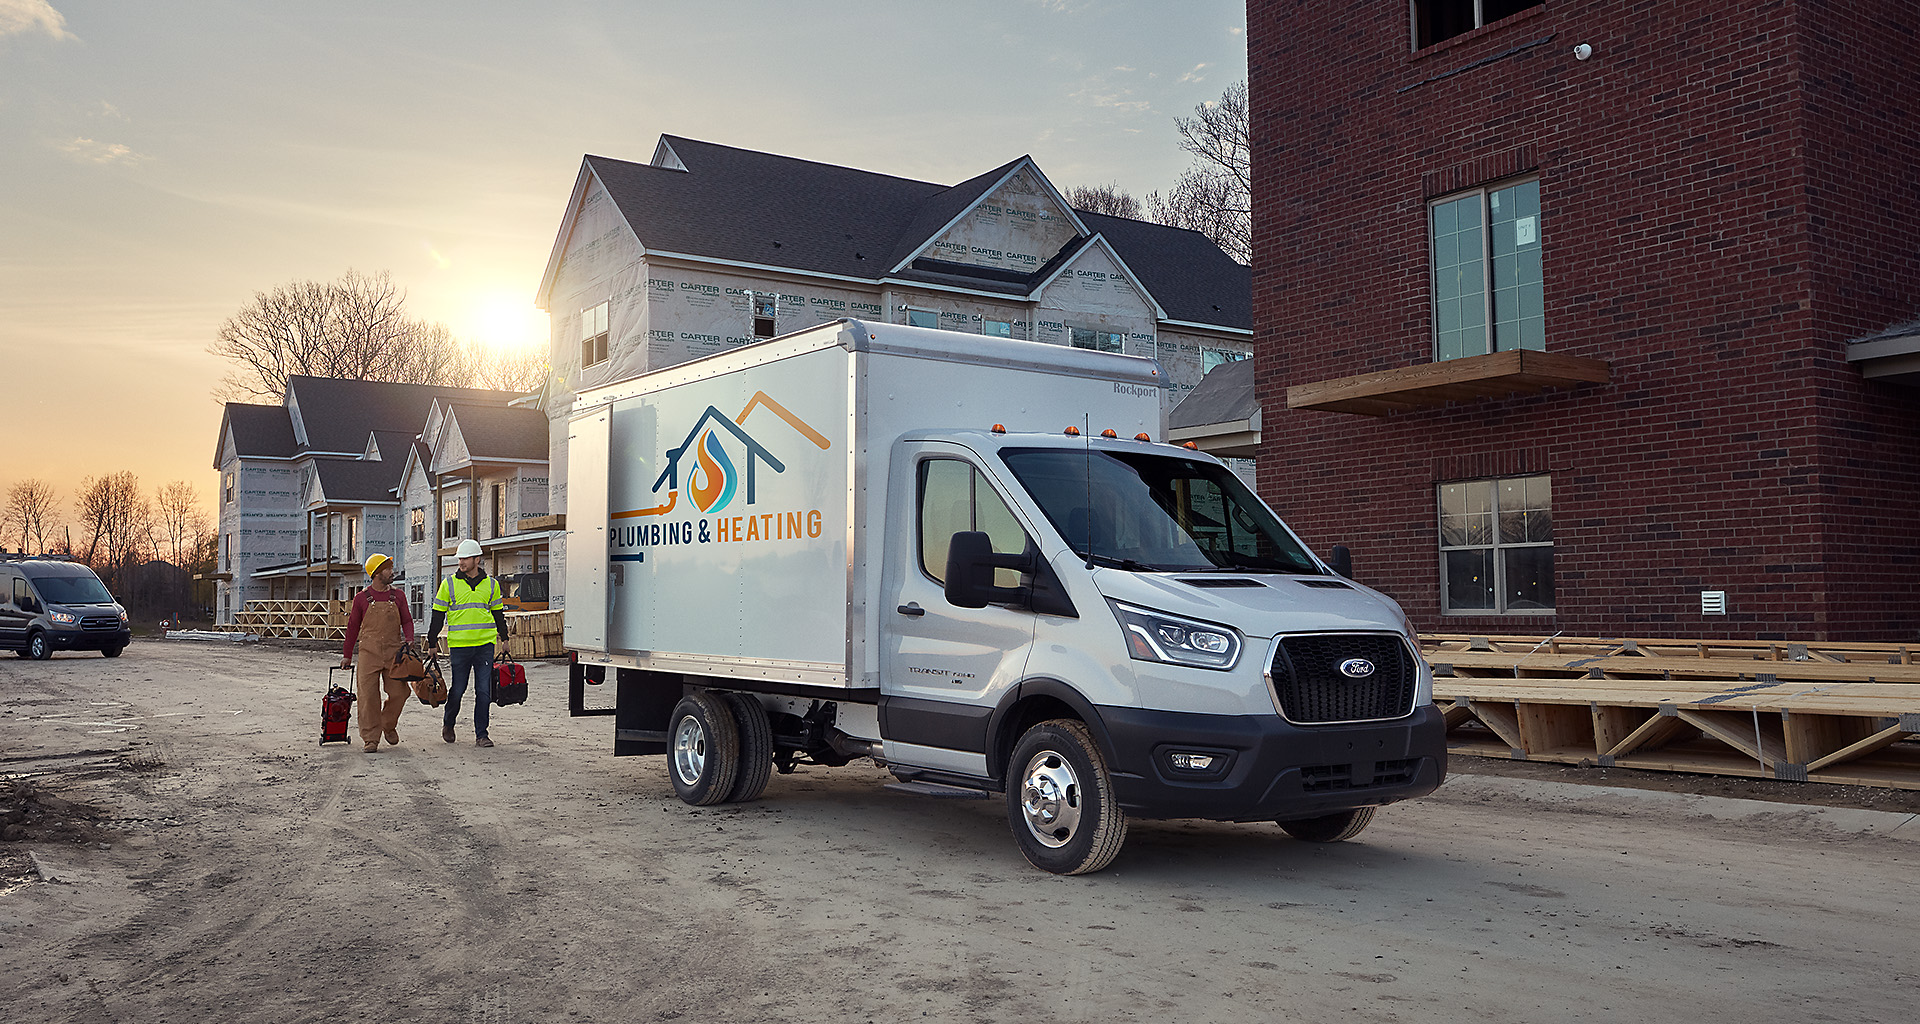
1249, 0, 1920, 640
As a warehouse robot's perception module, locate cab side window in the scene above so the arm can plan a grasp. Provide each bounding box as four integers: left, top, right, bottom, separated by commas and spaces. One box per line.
919, 459, 1028, 587
13, 577, 31, 609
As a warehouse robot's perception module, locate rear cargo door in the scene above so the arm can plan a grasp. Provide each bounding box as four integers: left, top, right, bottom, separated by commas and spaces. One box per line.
879, 442, 1037, 779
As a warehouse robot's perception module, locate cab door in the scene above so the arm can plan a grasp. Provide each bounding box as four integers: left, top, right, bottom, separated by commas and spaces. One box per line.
879, 443, 1038, 779
0, 573, 29, 648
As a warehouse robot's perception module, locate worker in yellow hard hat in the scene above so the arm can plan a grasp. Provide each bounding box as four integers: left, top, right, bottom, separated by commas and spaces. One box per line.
341, 552, 416, 752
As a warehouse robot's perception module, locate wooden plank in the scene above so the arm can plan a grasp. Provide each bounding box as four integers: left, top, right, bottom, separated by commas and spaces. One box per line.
1804, 723, 1916, 772
1465, 699, 1526, 754
1674, 708, 1789, 768
1781, 712, 1881, 766
1516, 702, 1593, 756
1591, 704, 1653, 755
1287, 349, 1611, 415
1602, 712, 1697, 759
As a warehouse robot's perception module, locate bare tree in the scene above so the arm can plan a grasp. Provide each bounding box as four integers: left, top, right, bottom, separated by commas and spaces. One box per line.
1064, 183, 1144, 220
3, 479, 59, 554
75, 472, 151, 588
1147, 81, 1251, 264
449, 340, 549, 394
153, 481, 204, 569
210, 270, 476, 401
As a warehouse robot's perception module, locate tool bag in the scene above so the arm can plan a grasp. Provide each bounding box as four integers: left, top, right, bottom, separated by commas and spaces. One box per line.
410, 648, 449, 708
493, 653, 528, 707
321, 667, 356, 745
391, 641, 428, 682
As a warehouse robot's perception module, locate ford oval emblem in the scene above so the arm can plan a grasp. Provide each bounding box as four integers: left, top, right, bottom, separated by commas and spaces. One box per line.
1338, 658, 1377, 679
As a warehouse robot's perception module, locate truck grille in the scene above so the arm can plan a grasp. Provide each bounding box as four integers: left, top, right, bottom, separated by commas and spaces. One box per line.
81, 615, 121, 632
1268, 633, 1417, 724
1301, 758, 1420, 793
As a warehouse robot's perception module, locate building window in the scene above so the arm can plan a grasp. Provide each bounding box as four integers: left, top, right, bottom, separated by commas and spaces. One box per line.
222, 532, 231, 571
442, 498, 461, 541
982, 320, 1012, 338
1202, 348, 1247, 375
752, 293, 778, 339
906, 308, 939, 329
1439, 476, 1554, 614
1070, 327, 1124, 353
491, 484, 505, 539
410, 507, 426, 543
1412, 0, 1541, 50
223, 471, 235, 504
581, 300, 609, 367
345, 516, 359, 560
1431, 179, 1542, 361
411, 585, 425, 622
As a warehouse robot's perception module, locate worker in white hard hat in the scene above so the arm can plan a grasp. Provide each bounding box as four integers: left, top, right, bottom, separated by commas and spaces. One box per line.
428, 538, 507, 747
341, 552, 416, 752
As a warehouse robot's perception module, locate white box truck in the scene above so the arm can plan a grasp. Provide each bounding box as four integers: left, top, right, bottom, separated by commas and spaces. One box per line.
566, 319, 1445, 874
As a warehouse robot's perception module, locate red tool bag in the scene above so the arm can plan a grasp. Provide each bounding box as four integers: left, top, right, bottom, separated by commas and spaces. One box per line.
492, 653, 528, 707
321, 667, 356, 744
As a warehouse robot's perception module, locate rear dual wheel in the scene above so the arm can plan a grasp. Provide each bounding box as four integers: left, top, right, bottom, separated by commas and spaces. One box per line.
667, 691, 774, 806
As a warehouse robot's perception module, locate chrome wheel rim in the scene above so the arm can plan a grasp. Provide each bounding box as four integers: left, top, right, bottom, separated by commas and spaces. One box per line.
1019, 750, 1082, 849
672, 715, 707, 786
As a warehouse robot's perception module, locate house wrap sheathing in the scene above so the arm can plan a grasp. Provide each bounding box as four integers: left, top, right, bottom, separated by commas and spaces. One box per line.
534, 135, 1253, 611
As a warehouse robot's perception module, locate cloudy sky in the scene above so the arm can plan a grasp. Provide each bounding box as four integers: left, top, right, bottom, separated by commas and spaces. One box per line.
0, 0, 1246, 523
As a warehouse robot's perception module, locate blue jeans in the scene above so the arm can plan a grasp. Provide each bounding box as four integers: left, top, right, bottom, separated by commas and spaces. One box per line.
445, 642, 494, 738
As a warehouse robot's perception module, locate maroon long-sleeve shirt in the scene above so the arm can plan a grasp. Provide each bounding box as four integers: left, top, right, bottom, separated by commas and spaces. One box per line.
341, 586, 416, 657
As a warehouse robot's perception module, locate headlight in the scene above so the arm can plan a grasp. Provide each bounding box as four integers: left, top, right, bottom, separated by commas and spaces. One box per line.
50, 611, 77, 625
1107, 600, 1241, 670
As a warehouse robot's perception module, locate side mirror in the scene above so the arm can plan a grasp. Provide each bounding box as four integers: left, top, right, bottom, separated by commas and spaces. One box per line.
944, 532, 1030, 609
1329, 544, 1353, 580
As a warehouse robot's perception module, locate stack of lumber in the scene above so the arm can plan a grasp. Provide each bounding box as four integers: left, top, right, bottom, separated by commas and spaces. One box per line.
1423, 634, 1920, 790
504, 610, 564, 659
209, 599, 346, 641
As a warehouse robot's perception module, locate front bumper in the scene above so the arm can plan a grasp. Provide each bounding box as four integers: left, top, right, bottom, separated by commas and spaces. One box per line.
49, 627, 131, 651
1099, 703, 1447, 822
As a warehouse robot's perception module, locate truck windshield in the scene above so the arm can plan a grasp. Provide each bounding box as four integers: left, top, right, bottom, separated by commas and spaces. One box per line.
999, 448, 1322, 574
32, 575, 114, 605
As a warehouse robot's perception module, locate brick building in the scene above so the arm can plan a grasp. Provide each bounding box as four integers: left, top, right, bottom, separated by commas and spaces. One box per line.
1248, 0, 1920, 640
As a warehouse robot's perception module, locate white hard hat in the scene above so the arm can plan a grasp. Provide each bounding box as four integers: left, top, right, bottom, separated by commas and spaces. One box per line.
456, 539, 483, 558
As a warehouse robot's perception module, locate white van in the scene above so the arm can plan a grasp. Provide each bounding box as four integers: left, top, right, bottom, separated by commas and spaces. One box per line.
565, 320, 1444, 873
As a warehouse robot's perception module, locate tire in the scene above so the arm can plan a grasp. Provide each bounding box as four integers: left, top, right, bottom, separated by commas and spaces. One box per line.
667, 692, 739, 806
1005, 720, 1127, 875
26, 632, 50, 661
1279, 806, 1376, 843
102, 645, 124, 658
723, 692, 773, 803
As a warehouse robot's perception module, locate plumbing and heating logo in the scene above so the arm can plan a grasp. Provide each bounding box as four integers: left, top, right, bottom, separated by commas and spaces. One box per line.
610, 391, 831, 559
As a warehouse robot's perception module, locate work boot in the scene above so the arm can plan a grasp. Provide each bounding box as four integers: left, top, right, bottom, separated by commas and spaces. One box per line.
384, 728, 400, 746
442, 725, 455, 744
364, 742, 379, 753
475, 735, 494, 748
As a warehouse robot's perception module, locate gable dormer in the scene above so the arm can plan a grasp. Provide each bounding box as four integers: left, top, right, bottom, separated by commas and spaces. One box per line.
650, 137, 688, 172
902, 159, 1087, 279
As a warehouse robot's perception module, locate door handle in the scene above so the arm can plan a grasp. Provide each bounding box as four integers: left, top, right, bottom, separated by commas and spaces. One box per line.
896, 602, 925, 617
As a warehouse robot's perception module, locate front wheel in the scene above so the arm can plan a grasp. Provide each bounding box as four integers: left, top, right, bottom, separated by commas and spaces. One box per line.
668, 692, 739, 806
102, 645, 124, 658
1278, 806, 1376, 843
1005, 720, 1127, 875
26, 632, 50, 660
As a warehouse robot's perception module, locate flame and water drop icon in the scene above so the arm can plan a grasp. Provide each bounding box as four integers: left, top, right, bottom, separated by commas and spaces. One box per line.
687, 429, 738, 513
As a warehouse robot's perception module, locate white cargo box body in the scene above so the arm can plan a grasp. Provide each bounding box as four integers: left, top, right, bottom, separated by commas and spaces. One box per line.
565, 319, 1164, 689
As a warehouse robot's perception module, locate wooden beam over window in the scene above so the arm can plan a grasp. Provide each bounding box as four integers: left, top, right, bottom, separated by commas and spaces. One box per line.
1286, 349, 1610, 416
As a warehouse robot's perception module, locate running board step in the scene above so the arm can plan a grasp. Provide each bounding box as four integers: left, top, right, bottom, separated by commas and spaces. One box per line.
884, 780, 990, 800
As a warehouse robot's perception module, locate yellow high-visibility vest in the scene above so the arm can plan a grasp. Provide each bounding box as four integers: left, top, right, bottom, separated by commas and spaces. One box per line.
434, 572, 503, 647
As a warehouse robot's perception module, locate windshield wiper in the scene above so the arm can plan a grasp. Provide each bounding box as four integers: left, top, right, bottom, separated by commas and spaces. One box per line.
1083, 553, 1159, 572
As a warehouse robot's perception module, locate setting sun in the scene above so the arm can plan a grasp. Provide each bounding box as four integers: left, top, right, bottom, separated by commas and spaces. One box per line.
462, 291, 551, 353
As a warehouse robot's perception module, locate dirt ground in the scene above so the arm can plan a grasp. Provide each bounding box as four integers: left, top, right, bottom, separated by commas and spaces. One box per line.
3, 641, 1915, 1023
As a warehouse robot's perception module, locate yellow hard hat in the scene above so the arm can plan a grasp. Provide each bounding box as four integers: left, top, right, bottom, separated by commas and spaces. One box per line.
364, 553, 391, 576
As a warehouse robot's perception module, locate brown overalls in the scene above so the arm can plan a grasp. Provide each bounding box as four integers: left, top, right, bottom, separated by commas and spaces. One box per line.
353, 596, 410, 747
